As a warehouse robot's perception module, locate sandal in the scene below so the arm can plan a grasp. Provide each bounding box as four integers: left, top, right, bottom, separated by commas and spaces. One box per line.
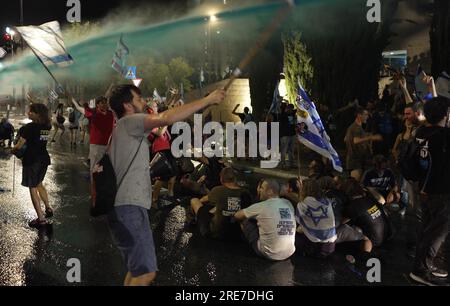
28, 218, 48, 228
45, 208, 54, 218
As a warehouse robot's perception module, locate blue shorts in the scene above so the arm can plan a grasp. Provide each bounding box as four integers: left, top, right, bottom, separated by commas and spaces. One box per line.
107, 205, 158, 277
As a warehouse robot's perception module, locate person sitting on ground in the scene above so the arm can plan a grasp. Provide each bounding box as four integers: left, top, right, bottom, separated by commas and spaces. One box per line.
234, 178, 296, 261
190, 167, 252, 241
280, 178, 300, 207
362, 155, 404, 210
295, 179, 337, 258
318, 176, 373, 256
339, 177, 392, 247
0, 117, 15, 148
179, 155, 224, 197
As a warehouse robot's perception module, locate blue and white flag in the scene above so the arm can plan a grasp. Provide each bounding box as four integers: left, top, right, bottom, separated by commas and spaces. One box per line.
295, 81, 343, 172
111, 34, 130, 76
268, 80, 281, 114
16, 21, 73, 67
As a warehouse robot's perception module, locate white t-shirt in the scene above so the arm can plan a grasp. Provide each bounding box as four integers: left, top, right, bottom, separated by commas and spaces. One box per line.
243, 197, 296, 260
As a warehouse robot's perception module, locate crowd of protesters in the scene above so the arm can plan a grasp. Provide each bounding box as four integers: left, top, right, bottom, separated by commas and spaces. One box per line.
1, 66, 449, 287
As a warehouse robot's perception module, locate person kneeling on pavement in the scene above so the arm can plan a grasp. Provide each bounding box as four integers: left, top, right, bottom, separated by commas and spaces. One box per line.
190, 167, 252, 241
319, 176, 373, 257
234, 179, 296, 261
338, 177, 392, 248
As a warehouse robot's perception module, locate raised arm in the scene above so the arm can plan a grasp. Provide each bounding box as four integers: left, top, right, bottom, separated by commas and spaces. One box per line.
399, 77, 413, 104
71, 98, 86, 115
232, 104, 240, 116
144, 89, 225, 131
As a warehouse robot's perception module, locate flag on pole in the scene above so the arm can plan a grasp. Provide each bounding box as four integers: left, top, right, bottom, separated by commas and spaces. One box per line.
111, 34, 130, 76
295, 81, 343, 172
49, 88, 58, 101
268, 80, 281, 114
436, 71, 450, 99
16, 21, 73, 67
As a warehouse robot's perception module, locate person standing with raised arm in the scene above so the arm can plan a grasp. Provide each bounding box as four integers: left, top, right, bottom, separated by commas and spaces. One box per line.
107, 85, 226, 286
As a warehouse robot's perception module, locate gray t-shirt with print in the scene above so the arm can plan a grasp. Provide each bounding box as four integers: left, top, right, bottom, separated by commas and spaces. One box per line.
109, 113, 151, 210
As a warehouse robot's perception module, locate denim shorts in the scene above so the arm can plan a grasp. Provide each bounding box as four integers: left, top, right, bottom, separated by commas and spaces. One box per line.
107, 205, 158, 277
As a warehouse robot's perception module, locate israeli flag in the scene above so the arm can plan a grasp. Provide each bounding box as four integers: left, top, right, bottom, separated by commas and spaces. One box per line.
295, 81, 343, 172
112, 34, 130, 76
268, 80, 281, 114
16, 21, 73, 67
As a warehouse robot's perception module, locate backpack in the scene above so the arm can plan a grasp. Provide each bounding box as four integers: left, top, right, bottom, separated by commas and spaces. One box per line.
397, 127, 440, 182
56, 114, 65, 125
91, 137, 144, 217
69, 110, 76, 123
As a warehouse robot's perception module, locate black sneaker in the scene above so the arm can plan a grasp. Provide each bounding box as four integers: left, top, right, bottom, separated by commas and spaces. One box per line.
431, 266, 448, 278
409, 271, 449, 286
28, 218, 48, 228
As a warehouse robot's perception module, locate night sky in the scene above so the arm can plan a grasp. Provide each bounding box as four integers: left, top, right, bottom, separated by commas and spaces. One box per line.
0, 0, 183, 33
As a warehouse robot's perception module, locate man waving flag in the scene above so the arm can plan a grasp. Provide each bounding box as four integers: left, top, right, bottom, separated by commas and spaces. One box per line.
295, 81, 343, 172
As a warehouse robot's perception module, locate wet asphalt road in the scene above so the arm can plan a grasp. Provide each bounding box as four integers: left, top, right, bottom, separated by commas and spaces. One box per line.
0, 139, 448, 286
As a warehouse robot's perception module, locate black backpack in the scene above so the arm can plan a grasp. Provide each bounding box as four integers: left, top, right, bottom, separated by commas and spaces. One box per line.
91, 138, 144, 217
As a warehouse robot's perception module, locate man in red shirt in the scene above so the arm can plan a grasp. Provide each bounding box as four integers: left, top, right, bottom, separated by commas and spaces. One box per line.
147, 101, 177, 207
72, 96, 115, 172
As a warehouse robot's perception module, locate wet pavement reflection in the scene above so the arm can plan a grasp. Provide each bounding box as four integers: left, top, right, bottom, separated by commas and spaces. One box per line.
0, 143, 448, 286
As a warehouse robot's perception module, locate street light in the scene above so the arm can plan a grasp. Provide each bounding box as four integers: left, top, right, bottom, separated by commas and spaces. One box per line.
209, 15, 218, 22
5, 27, 15, 37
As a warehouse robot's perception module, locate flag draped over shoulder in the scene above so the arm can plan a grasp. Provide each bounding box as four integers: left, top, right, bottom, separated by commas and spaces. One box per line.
111, 34, 129, 76
16, 21, 73, 67
295, 81, 343, 172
